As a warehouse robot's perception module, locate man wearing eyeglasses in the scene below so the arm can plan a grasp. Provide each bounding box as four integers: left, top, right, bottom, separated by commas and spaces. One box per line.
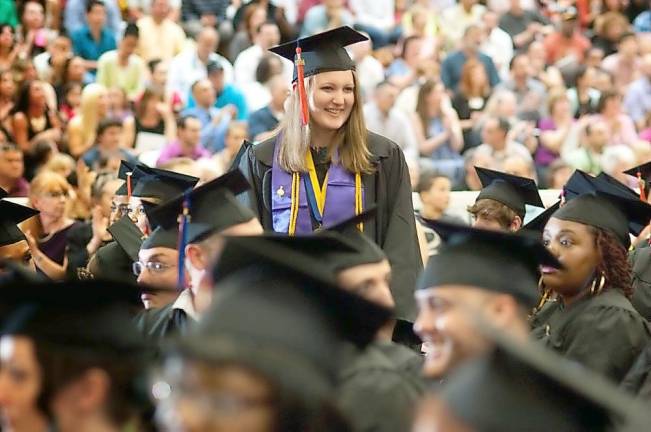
0, 142, 29, 197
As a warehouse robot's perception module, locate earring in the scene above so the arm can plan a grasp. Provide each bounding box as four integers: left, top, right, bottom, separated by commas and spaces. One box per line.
590, 273, 607, 296
532, 276, 551, 316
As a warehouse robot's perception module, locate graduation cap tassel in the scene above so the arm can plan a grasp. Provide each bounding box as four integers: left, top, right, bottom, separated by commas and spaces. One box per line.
637, 172, 647, 202
126, 172, 132, 201
295, 46, 309, 126
176, 192, 191, 290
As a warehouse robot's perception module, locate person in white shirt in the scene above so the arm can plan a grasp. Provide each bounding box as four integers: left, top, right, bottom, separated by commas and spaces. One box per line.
349, 0, 401, 48
480, 10, 513, 80
233, 21, 292, 86
474, 116, 533, 172
348, 35, 384, 102
364, 81, 419, 176
136, 0, 186, 62
167, 26, 233, 104
440, 0, 486, 48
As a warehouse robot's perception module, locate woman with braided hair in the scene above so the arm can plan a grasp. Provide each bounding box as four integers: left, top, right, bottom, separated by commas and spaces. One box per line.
531, 180, 651, 384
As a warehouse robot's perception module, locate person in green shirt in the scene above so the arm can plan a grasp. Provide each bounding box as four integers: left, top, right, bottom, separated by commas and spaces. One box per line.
96, 23, 146, 100
0, 0, 18, 28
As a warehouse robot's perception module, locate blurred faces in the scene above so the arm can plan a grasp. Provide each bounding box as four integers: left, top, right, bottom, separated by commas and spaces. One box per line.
0, 240, 34, 272
420, 176, 451, 215
192, 79, 216, 108
0, 26, 13, 49
32, 187, 68, 221
196, 28, 218, 61
585, 121, 609, 153
337, 259, 394, 310
22, 1, 45, 30
98, 125, 123, 151
0, 336, 46, 432
152, 61, 169, 87
560, 18, 576, 38
67, 56, 86, 82
463, 26, 483, 53
150, 0, 171, 21
503, 156, 533, 179
268, 75, 289, 111
510, 55, 530, 81
29, 81, 46, 108
0, 146, 24, 182
374, 83, 399, 114
179, 117, 202, 148
481, 118, 507, 150
119, 35, 138, 58
619, 35, 638, 58
310, 71, 355, 132
136, 247, 180, 309
225, 123, 248, 154
256, 23, 280, 50
86, 3, 107, 29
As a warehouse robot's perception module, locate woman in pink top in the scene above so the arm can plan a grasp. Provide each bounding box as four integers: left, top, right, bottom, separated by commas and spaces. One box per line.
594, 90, 638, 147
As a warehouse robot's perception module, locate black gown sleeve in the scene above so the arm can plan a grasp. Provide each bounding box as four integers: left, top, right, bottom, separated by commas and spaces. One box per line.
65, 222, 93, 279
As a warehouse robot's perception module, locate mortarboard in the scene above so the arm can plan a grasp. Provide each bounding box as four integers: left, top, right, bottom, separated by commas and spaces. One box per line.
0, 199, 39, 247
107, 216, 144, 262
130, 166, 199, 203
439, 325, 650, 432
418, 220, 562, 308
550, 190, 651, 248
91, 216, 145, 283
141, 226, 178, 250
114, 160, 139, 197
475, 167, 544, 218
624, 161, 651, 200
174, 235, 391, 401
148, 169, 255, 244
523, 201, 561, 234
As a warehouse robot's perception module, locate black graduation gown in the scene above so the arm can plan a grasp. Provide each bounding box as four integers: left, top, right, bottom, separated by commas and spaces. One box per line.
133, 301, 195, 344
337, 341, 425, 432
530, 289, 651, 384
237, 132, 422, 322
629, 246, 651, 321
65, 222, 92, 279
620, 342, 651, 399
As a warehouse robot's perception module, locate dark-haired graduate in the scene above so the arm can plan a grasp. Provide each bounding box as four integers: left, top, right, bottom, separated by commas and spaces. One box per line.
531, 175, 651, 384
237, 27, 422, 332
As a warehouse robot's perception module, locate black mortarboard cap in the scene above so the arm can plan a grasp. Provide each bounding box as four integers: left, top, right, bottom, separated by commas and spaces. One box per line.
551, 190, 651, 248
475, 167, 544, 218
440, 326, 650, 432
562, 169, 596, 201
523, 201, 561, 234
148, 169, 255, 244
624, 161, 651, 182
130, 165, 199, 203
106, 216, 144, 262
269, 26, 367, 81
180, 235, 391, 401
0, 187, 7, 199
0, 199, 39, 247
597, 172, 640, 199
418, 220, 562, 308
141, 226, 178, 250
115, 160, 139, 196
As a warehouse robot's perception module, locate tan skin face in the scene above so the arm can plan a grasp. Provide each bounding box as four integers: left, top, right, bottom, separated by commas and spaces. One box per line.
137, 247, 180, 309
472, 213, 521, 232
0, 149, 24, 182
0, 240, 35, 272
225, 126, 248, 155
178, 118, 203, 150
420, 177, 451, 214
337, 259, 394, 310
542, 218, 600, 303
310, 71, 355, 133
159, 362, 276, 432
31, 188, 68, 222
0, 336, 47, 432
414, 286, 501, 379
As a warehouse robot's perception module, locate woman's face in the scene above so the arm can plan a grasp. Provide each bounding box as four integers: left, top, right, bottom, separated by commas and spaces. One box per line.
29, 81, 46, 107
67, 57, 86, 82
422, 177, 451, 212
310, 70, 355, 132
108, 88, 126, 110
604, 96, 622, 115
95, 91, 109, 115
0, 27, 13, 48
22, 2, 45, 30
152, 63, 168, 87
425, 86, 443, 115
32, 187, 68, 220
542, 218, 600, 297
0, 336, 44, 430
552, 97, 571, 118
66, 85, 82, 107
157, 361, 276, 432
248, 8, 267, 33
0, 72, 15, 97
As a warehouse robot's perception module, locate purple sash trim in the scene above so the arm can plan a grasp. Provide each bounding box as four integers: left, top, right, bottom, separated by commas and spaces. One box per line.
271, 139, 362, 233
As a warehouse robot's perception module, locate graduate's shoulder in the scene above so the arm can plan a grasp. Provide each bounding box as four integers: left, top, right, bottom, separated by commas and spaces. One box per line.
247, 135, 277, 167
366, 130, 402, 160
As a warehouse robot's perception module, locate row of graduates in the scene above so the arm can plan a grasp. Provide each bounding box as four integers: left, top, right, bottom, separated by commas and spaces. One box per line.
3, 157, 651, 431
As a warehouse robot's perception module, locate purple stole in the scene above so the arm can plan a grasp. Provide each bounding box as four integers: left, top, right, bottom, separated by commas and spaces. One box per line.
271, 140, 363, 233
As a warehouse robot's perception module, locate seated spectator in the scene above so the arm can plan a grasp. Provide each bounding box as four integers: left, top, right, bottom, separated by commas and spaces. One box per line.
301, 0, 355, 37
451, 59, 493, 151
134, 86, 176, 145
503, 154, 537, 180
348, 34, 384, 102
386, 35, 424, 90
546, 158, 573, 190
232, 0, 295, 43
498, 0, 551, 50
0, 24, 20, 71
412, 80, 464, 184
594, 90, 638, 147
167, 27, 233, 105
566, 65, 601, 118
248, 74, 289, 141
65, 0, 122, 35
496, 53, 546, 119
96, 23, 147, 100
591, 11, 629, 57
187, 61, 248, 121
364, 81, 418, 170
601, 32, 641, 90
0, 68, 15, 128
181, 78, 231, 152
53, 56, 90, 102
623, 53, 651, 131
526, 40, 565, 89
234, 21, 290, 87
59, 82, 83, 123
480, 10, 513, 79
228, 4, 267, 61
136, 0, 186, 62
180, 0, 230, 38
146, 59, 183, 113
441, 25, 500, 92
107, 87, 134, 121
542, 7, 591, 66
27, 171, 81, 280
242, 53, 285, 112
67, 83, 109, 158
82, 118, 138, 169
213, 120, 248, 174
18, 0, 52, 57
11, 80, 61, 180
601, 144, 637, 187
34, 34, 73, 83
564, 119, 608, 176
71, 0, 117, 74
157, 115, 210, 165
474, 116, 533, 171
350, 0, 401, 48
536, 92, 576, 172
0, 142, 29, 197
457, 147, 494, 191
127, 0, 181, 21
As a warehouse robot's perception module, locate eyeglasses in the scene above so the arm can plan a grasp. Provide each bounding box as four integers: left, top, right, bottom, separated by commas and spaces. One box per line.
41, 191, 67, 198
133, 261, 173, 276
111, 203, 145, 218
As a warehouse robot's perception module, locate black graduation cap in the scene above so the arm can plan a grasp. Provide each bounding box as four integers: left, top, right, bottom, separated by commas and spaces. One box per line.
269, 26, 367, 81
475, 167, 544, 218
0, 187, 7, 198
0, 199, 39, 247
418, 219, 562, 308
597, 172, 640, 199
114, 160, 140, 196
624, 161, 651, 182
439, 326, 650, 432
523, 201, 561, 234
0, 280, 145, 355
551, 190, 651, 248
178, 235, 391, 401
106, 216, 144, 262
130, 165, 199, 203
141, 226, 178, 250
148, 169, 255, 244
562, 169, 596, 201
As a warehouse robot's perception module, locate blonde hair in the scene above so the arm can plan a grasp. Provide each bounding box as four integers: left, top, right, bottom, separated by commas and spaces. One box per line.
41, 153, 75, 178
30, 171, 71, 197
79, 83, 108, 147
276, 72, 373, 174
